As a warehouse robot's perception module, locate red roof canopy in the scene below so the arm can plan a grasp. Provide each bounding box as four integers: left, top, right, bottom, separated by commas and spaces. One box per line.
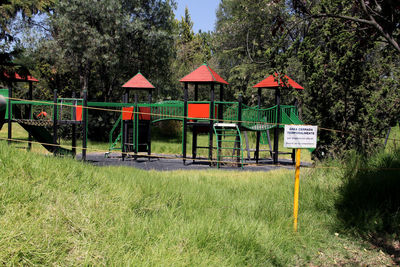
253, 73, 303, 90
122, 72, 155, 89
3, 71, 38, 82
180, 63, 229, 85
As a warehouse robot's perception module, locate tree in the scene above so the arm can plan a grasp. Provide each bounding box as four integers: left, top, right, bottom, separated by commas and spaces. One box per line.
0, 0, 55, 80
171, 7, 214, 99
38, 0, 176, 99
215, 0, 302, 103
292, 0, 400, 53
214, 0, 400, 157
298, 13, 400, 157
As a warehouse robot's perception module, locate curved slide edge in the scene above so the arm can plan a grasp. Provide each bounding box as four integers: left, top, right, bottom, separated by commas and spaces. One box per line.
0, 95, 6, 131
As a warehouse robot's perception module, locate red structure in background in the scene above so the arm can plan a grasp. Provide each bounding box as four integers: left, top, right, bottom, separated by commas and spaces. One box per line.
253, 73, 304, 90
179, 63, 229, 164
121, 72, 155, 159
253, 73, 304, 164
180, 64, 229, 85
122, 72, 155, 89
2, 71, 39, 82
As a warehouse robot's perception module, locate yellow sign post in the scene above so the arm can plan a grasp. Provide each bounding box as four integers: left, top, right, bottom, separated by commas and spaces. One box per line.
284, 125, 318, 232
293, 148, 301, 232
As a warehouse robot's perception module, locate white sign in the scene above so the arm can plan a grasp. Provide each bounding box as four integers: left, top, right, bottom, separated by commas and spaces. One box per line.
284, 125, 318, 149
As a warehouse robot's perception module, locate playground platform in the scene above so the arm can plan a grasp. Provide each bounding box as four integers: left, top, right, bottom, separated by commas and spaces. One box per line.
78, 152, 312, 172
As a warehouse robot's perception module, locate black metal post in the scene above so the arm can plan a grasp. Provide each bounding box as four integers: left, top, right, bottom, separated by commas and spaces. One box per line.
82, 90, 88, 161
8, 86, 12, 145
255, 88, 261, 163
183, 82, 188, 164
209, 83, 215, 165
134, 92, 138, 160
71, 92, 76, 157
218, 84, 224, 121
192, 83, 198, 161
27, 82, 33, 150
273, 88, 281, 164
147, 89, 152, 159
53, 90, 58, 156
237, 94, 243, 166
122, 91, 128, 161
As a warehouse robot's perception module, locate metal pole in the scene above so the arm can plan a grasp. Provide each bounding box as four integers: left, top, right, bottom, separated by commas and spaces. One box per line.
273, 88, 281, 164
72, 92, 76, 157
82, 90, 87, 161
192, 83, 198, 161
134, 92, 138, 160
183, 82, 188, 164
209, 83, 215, 165
237, 94, 243, 166
122, 91, 128, 161
27, 82, 33, 150
148, 89, 152, 159
293, 148, 301, 232
255, 88, 261, 163
53, 90, 58, 156
8, 85, 12, 145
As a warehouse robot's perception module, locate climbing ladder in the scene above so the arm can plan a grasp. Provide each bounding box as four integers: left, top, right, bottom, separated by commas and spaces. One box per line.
213, 123, 244, 168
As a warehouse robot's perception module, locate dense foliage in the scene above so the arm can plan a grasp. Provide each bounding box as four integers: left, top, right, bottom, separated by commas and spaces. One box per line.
214, 0, 400, 157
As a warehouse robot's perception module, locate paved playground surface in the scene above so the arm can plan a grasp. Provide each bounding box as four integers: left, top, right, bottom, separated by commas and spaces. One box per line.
81, 152, 312, 172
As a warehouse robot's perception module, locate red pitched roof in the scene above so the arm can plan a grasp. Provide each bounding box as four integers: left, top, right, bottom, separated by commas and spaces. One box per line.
3, 71, 38, 82
122, 72, 155, 89
180, 64, 229, 85
253, 74, 304, 89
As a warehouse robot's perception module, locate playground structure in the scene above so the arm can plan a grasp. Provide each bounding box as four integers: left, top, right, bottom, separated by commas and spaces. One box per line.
1, 64, 307, 168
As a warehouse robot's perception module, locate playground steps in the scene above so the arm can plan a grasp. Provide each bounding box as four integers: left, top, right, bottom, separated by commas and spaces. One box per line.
213, 123, 243, 168
125, 120, 150, 153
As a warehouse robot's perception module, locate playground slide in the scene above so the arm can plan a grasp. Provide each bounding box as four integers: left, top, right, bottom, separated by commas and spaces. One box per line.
0, 95, 6, 130
17, 122, 72, 155
9, 104, 72, 155
281, 110, 303, 126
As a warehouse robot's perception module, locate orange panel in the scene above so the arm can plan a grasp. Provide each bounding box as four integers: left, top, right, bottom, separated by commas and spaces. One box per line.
122, 107, 134, 120
76, 106, 83, 121
139, 107, 151, 120
188, 103, 210, 119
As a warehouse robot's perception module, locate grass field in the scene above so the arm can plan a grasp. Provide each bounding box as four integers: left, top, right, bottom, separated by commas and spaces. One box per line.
0, 140, 399, 265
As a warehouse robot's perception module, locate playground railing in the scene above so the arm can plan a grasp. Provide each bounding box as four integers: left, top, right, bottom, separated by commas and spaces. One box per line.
57, 98, 84, 122
241, 105, 278, 129
214, 101, 239, 122
11, 100, 53, 120
149, 101, 184, 122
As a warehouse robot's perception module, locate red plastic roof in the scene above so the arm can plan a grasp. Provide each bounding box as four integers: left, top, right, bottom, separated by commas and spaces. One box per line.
122, 72, 155, 89
253, 74, 303, 89
180, 64, 229, 85
3, 71, 38, 82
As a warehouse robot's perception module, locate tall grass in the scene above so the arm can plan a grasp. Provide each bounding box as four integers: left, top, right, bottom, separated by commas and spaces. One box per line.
0, 141, 394, 265
337, 148, 400, 236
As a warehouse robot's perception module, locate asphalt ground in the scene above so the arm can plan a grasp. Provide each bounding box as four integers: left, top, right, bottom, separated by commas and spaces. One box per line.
80, 152, 312, 172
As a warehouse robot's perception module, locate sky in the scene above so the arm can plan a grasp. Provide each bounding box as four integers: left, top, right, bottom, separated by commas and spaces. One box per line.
174, 0, 221, 33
